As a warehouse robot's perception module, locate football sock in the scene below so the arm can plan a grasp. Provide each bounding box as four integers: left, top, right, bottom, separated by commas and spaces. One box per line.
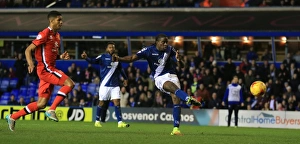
50, 85, 72, 110
115, 106, 122, 122
11, 102, 38, 120
175, 89, 189, 101
96, 106, 102, 121
173, 104, 181, 128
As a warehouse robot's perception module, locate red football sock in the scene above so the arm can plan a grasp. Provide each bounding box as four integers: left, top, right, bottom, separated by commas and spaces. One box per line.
11, 102, 38, 120
49, 85, 72, 110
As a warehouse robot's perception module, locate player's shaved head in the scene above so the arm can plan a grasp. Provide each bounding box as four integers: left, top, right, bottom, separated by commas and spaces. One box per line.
155, 33, 167, 42
47, 10, 62, 20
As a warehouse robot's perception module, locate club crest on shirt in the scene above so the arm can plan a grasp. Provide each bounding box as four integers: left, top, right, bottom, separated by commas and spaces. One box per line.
55, 42, 59, 48
36, 34, 42, 40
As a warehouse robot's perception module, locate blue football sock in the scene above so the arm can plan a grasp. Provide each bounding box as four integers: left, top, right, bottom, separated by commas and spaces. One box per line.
96, 106, 102, 121
115, 106, 122, 122
173, 104, 181, 127
175, 89, 189, 101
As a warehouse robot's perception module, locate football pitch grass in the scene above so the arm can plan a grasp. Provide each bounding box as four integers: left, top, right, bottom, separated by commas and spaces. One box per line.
0, 120, 299, 144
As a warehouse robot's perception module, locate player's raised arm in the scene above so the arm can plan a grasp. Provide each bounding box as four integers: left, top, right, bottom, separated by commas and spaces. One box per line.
175, 50, 184, 68
25, 43, 37, 74
59, 51, 70, 60
81, 51, 102, 64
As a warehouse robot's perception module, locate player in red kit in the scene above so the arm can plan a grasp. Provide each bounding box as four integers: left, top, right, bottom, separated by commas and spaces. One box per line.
5, 11, 75, 131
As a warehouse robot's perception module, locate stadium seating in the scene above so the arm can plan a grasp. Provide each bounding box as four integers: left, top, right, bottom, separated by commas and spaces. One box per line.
87, 83, 97, 95
0, 78, 10, 92
0, 92, 10, 105
9, 78, 18, 89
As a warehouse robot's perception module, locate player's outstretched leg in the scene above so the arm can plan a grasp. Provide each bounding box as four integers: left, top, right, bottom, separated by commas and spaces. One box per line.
6, 114, 15, 131
175, 89, 201, 106
46, 85, 73, 122
6, 101, 39, 131
163, 81, 201, 106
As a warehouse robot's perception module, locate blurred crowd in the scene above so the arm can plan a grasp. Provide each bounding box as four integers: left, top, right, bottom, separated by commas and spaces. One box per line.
1, 42, 300, 112
0, 0, 299, 8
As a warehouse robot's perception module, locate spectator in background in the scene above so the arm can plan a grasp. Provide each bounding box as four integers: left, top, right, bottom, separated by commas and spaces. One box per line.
74, 66, 85, 83
70, 97, 79, 106
17, 96, 26, 106
259, 0, 269, 6
223, 58, 236, 83
283, 53, 297, 71
203, 42, 214, 60
200, 0, 213, 7
153, 90, 165, 107
239, 57, 249, 74
79, 99, 86, 107
76, 85, 87, 101
120, 86, 129, 107
8, 67, 15, 78
0, 62, 8, 78
85, 92, 93, 107
246, 47, 258, 62
14, 53, 27, 88
208, 92, 220, 109
7, 94, 18, 105
137, 92, 149, 107
261, 48, 272, 61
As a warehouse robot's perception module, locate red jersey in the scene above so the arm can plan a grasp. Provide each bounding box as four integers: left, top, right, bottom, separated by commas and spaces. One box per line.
32, 27, 60, 70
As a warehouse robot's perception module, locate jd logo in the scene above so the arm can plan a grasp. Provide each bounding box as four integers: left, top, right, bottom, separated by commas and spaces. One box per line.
67, 108, 85, 121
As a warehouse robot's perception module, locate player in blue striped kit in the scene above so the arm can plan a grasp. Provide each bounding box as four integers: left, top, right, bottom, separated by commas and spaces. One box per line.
222, 76, 244, 128
113, 34, 201, 135
81, 42, 129, 128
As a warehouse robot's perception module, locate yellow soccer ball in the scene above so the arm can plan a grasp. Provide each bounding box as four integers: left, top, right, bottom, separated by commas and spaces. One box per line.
250, 81, 267, 96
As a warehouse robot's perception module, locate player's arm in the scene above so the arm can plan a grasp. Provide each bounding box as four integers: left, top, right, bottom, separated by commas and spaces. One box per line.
58, 51, 70, 60
118, 63, 128, 87
81, 51, 101, 64
239, 87, 244, 106
25, 43, 37, 74
114, 47, 146, 62
171, 47, 184, 68
175, 50, 184, 68
115, 54, 139, 63
222, 87, 229, 106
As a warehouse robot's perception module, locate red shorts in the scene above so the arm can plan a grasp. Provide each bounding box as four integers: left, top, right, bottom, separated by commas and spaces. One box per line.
37, 67, 69, 99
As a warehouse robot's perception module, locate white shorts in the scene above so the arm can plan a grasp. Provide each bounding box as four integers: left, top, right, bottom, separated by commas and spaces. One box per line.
98, 86, 120, 101
155, 73, 181, 94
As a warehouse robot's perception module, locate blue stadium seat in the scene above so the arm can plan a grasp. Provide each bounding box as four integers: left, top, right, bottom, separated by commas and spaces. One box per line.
52, 85, 61, 95
74, 83, 80, 90
0, 100, 8, 105
27, 87, 37, 96
81, 83, 88, 92
29, 82, 38, 89
0, 78, 10, 91
20, 86, 27, 96
9, 78, 18, 89
1, 92, 10, 100
34, 95, 38, 100
10, 89, 20, 99
87, 83, 97, 95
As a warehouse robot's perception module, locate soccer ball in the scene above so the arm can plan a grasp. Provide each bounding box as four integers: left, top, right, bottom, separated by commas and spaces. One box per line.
250, 81, 266, 96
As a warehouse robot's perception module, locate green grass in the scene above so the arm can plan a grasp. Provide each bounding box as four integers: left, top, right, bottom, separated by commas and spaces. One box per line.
0, 120, 298, 144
